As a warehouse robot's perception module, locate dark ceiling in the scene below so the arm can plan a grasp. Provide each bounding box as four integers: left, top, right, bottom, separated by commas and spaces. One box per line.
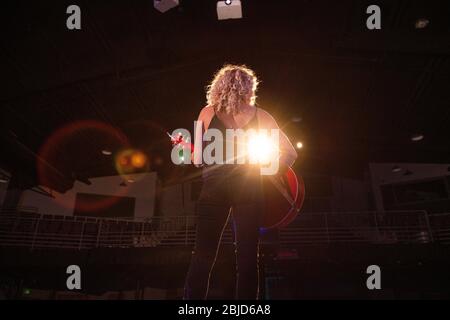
1, 0, 450, 190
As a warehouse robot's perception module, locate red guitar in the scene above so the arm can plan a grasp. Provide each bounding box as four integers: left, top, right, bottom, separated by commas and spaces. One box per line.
168, 132, 305, 230
261, 167, 305, 230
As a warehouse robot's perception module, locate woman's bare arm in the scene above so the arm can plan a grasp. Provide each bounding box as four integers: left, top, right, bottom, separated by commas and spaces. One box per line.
257, 108, 298, 168
193, 106, 215, 167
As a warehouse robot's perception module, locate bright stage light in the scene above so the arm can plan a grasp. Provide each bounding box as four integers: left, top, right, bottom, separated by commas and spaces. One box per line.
217, 0, 242, 20
247, 133, 278, 164
296, 142, 303, 149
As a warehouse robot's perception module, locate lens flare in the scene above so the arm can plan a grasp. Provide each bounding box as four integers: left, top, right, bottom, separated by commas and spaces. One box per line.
115, 149, 149, 182
37, 120, 130, 211
247, 132, 278, 164
131, 151, 147, 168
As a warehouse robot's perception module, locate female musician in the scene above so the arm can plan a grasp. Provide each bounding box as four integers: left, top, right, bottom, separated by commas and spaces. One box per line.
183, 64, 297, 299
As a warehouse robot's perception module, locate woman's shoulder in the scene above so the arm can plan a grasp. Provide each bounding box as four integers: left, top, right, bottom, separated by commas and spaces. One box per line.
255, 107, 277, 126
197, 105, 216, 130
255, 106, 268, 116
199, 105, 215, 119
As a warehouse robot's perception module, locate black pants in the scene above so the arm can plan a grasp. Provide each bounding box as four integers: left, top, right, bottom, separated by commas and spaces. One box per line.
184, 167, 263, 300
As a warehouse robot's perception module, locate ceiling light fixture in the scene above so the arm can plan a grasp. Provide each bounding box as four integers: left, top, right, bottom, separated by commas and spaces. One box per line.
415, 18, 429, 29
411, 134, 424, 142
154, 0, 179, 13
101, 149, 112, 156
392, 165, 402, 173
217, 0, 242, 20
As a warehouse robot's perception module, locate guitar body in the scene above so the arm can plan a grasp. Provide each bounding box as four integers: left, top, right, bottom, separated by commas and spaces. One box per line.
260, 167, 305, 231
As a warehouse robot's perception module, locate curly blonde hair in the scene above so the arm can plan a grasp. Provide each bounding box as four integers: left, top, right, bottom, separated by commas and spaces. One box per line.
206, 64, 259, 115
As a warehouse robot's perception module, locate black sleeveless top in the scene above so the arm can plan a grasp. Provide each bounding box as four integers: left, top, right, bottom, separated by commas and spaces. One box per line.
202, 109, 260, 179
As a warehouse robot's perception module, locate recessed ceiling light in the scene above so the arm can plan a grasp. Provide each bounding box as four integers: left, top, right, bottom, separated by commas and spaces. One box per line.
296, 142, 303, 149
392, 165, 402, 173
101, 149, 112, 156
411, 134, 424, 142
127, 179, 135, 183
415, 18, 429, 29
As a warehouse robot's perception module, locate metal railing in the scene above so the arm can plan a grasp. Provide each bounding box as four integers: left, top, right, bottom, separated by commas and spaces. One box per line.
428, 213, 450, 244
278, 210, 433, 246
1, 209, 448, 250
0, 210, 199, 250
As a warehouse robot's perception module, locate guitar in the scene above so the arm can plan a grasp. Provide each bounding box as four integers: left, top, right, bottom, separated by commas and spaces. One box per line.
262, 167, 305, 230
168, 132, 305, 230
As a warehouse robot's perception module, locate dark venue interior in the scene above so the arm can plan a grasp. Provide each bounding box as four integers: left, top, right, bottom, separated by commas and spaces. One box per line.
1, 0, 450, 300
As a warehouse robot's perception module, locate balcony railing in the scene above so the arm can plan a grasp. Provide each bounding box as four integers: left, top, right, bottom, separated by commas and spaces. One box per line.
1, 209, 448, 250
